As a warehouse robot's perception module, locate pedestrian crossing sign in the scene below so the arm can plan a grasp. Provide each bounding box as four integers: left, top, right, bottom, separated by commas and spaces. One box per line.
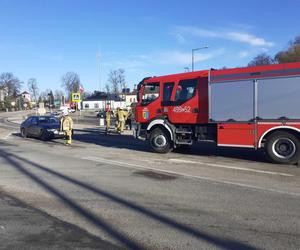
72, 92, 81, 102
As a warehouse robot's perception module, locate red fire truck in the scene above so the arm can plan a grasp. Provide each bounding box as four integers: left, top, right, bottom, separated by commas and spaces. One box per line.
134, 62, 300, 164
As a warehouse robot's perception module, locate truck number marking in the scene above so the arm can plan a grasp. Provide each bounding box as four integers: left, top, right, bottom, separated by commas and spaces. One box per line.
173, 106, 191, 113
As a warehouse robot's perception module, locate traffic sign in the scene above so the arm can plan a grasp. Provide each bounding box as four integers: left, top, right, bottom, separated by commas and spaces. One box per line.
72, 92, 81, 102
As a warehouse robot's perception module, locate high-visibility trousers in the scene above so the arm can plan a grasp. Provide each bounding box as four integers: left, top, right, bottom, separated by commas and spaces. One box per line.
65, 130, 72, 145
106, 119, 111, 130
117, 120, 125, 133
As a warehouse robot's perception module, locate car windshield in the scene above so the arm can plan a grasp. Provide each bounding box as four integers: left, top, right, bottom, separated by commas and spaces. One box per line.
38, 117, 59, 124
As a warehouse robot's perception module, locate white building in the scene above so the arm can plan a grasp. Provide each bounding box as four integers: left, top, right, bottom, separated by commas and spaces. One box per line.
0, 86, 8, 102
119, 90, 138, 108
21, 91, 31, 102
123, 93, 137, 107
82, 92, 126, 110
82, 100, 126, 110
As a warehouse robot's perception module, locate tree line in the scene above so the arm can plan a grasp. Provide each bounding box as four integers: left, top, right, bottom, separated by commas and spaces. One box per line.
0, 71, 86, 111
0, 67, 128, 111
248, 35, 300, 66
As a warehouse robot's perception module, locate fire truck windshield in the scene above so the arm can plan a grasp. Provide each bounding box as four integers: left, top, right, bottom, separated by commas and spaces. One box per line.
141, 82, 160, 105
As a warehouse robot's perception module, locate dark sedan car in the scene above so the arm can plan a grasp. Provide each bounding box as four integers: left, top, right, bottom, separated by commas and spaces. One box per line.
20, 116, 65, 140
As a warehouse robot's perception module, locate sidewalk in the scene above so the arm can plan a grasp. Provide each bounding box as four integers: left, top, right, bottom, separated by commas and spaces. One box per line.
0, 191, 120, 249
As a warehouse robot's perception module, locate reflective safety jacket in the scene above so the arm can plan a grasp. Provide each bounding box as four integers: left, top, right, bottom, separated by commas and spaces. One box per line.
117, 110, 127, 122
61, 116, 73, 131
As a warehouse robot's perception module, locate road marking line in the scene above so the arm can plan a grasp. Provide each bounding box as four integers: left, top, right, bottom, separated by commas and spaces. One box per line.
168, 159, 294, 177
82, 156, 300, 197
2, 132, 12, 140
0, 123, 17, 129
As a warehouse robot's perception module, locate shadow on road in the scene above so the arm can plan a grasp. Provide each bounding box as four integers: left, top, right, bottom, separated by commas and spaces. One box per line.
73, 128, 268, 164
10, 127, 268, 164
0, 191, 121, 250
0, 149, 142, 250
0, 148, 258, 250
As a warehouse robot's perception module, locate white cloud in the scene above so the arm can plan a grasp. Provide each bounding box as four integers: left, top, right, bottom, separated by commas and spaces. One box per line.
227, 32, 274, 47
238, 51, 250, 58
101, 48, 225, 77
172, 26, 274, 47
169, 32, 189, 44
156, 48, 225, 66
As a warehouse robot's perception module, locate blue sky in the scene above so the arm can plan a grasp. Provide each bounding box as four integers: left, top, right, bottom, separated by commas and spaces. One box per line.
0, 0, 299, 93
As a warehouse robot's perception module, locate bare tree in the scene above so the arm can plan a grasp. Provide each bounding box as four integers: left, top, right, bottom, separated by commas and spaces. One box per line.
248, 53, 275, 67
117, 69, 126, 93
105, 83, 111, 94
61, 71, 81, 98
107, 69, 126, 94
53, 89, 65, 106
108, 70, 119, 94
54, 89, 65, 100
27, 78, 39, 103
0, 72, 22, 97
49, 90, 54, 107
39, 89, 51, 103
81, 91, 91, 100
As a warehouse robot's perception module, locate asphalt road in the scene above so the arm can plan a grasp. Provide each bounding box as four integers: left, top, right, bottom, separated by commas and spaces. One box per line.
0, 111, 299, 249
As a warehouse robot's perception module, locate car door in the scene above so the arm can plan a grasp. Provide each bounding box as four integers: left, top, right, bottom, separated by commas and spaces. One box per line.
27, 117, 39, 137
22, 117, 32, 134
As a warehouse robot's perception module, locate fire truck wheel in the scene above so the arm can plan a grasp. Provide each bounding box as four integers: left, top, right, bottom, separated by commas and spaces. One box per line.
149, 128, 172, 154
266, 131, 300, 164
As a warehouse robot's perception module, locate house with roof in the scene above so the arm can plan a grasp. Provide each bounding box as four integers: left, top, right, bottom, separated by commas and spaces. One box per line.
122, 90, 138, 107
82, 91, 126, 110
21, 91, 31, 102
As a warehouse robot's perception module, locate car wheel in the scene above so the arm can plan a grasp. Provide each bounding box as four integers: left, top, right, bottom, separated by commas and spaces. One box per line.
265, 131, 300, 164
149, 128, 172, 154
40, 130, 50, 141
21, 128, 27, 138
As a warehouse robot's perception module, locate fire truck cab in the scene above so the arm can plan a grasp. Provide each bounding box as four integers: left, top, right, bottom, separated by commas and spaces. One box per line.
135, 62, 300, 164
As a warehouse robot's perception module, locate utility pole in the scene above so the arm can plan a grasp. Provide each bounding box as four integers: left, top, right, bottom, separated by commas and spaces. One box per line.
48, 92, 52, 113
192, 46, 209, 71
96, 49, 101, 92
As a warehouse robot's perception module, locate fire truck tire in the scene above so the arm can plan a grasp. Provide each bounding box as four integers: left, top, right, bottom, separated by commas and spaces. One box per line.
149, 128, 172, 154
265, 131, 300, 164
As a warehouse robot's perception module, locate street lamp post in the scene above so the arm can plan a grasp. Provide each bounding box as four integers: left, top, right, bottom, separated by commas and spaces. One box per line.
96, 51, 101, 92
48, 93, 52, 113
192, 46, 209, 72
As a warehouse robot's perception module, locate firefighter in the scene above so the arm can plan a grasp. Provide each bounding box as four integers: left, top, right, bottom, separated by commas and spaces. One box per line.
125, 109, 132, 130
117, 107, 127, 133
105, 106, 111, 133
60, 110, 73, 145
114, 108, 119, 129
